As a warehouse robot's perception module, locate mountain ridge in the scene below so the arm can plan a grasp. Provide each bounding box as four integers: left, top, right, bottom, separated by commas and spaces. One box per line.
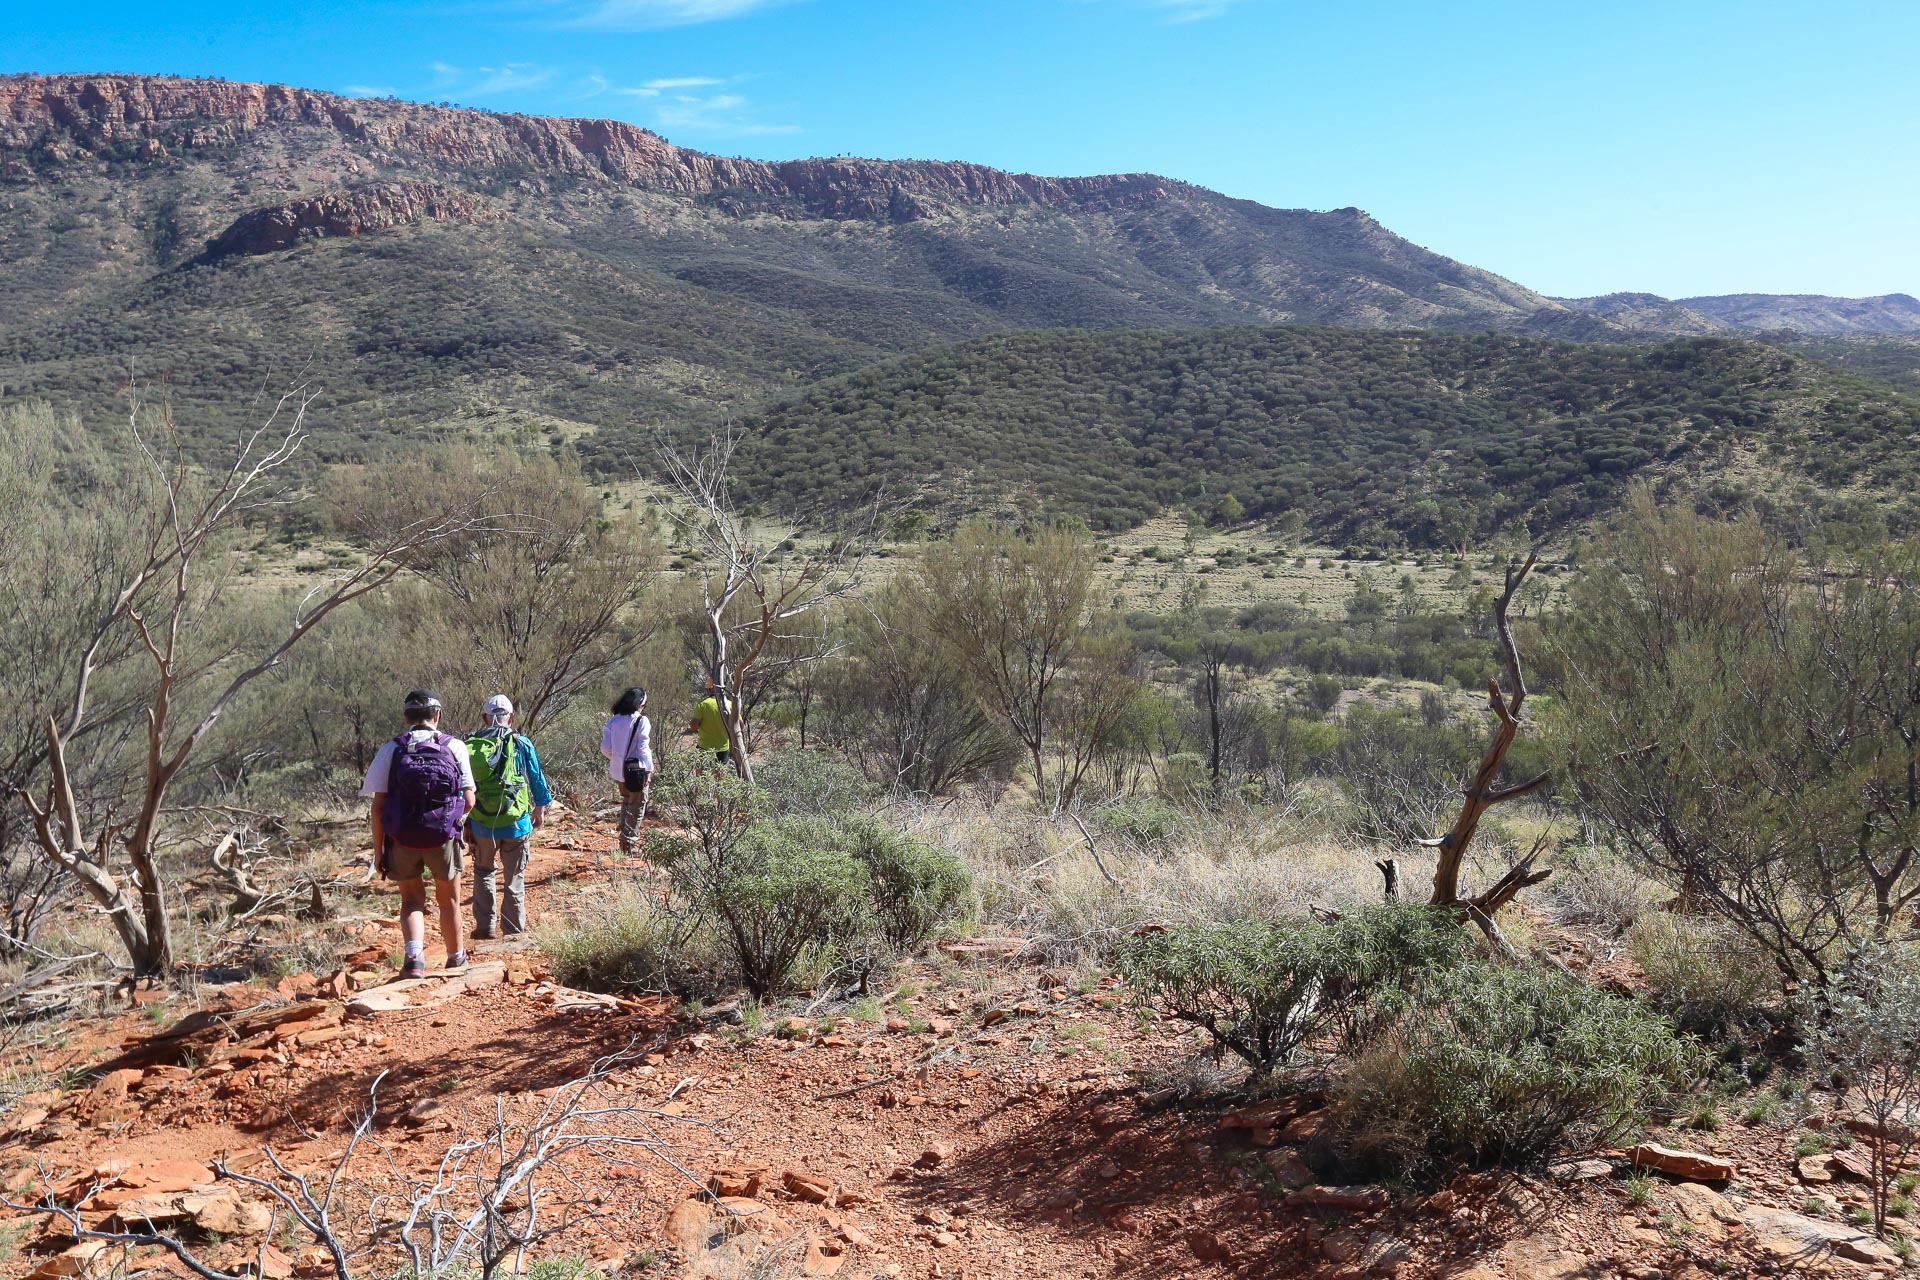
0, 73, 1415, 232
2, 71, 1915, 476
0, 71, 1579, 438
1556, 290, 1920, 337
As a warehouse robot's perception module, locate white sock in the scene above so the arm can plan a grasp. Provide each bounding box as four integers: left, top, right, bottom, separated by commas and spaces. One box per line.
404, 940, 424, 962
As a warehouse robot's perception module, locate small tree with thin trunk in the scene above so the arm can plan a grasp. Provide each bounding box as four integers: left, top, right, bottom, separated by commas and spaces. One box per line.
344, 446, 666, 733
820, 575, 1019, 796
1817, 941, 1920, 1240
1188, 628, 1259, 795
649, 424, 872, 784
919, 519, 1133, 809
1552, 490, 1920, 987
12, 387, 497, 975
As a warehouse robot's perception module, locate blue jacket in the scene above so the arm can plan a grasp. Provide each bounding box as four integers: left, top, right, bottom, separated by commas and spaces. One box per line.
467, 733, 553, 840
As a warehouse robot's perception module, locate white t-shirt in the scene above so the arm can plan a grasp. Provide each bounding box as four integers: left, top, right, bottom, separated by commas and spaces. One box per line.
600, 712, 654, 781
360, 728, 477, 797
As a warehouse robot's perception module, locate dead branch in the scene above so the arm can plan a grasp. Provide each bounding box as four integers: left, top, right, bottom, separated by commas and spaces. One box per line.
1427, 552, 1554, 939
1065, 810, 1120, 887
1375, 857, 1400, 901
209, 831, 265, 917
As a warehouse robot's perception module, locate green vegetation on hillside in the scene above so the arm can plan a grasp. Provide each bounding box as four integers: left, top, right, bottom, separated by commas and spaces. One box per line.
1776, 333, 1920, 396
736, 326, 1920, 545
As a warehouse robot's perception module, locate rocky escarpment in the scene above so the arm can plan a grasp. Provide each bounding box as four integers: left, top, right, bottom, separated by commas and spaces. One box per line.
0, 73, 1172, 224
204, 182, 481, 257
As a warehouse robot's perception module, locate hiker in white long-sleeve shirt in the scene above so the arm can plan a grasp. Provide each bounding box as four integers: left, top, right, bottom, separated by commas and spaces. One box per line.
600, 687, 654, 857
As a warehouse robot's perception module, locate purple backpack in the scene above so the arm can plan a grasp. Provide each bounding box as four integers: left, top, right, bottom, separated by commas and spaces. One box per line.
381, 731, 466, 848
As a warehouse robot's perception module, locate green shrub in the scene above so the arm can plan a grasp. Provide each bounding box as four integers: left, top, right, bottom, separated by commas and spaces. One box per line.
647, 763, 974, 993
642, 758, 768, 880
705, 817, 874, 997
1157, 753, 1209, 801
1336, 962, 1699, 1175
1119, 904, 1467, 1073
536, 880, 732, 997
1629, 912, 1772, 1037
840, 816, 972, 953
753, 748, 875, 818
1302, 674, 1344, 717
1097, 795, 1183, 846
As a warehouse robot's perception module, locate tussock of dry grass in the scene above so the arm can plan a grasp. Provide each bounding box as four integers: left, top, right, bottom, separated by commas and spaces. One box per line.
894, 796, 1443, 967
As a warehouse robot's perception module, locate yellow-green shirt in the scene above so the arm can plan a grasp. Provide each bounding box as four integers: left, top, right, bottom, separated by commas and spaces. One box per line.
694, 696, 732, 751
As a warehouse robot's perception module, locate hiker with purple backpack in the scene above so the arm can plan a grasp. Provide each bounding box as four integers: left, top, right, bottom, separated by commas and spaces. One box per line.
361, 689, 477, 978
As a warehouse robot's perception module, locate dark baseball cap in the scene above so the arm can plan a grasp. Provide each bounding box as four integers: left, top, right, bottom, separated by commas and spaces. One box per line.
403, 689, 443, 713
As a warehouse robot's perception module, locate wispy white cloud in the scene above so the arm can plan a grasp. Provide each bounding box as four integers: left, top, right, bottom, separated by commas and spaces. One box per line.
653, 89, 799, 137
1155, 0, 1236, 19
471, 63, 555, 94
422, 61, 556, 98
1075, 0, 1243, 21
387, 60, 797, 135
613, 76, 728, 98
557, 0, 799, 31
342, 84, 397, 98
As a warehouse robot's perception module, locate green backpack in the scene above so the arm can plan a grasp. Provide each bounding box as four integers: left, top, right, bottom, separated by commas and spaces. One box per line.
467, 728, 531, 827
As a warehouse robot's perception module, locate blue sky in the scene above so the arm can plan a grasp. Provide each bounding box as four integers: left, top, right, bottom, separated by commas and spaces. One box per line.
6, 0, 1915, 299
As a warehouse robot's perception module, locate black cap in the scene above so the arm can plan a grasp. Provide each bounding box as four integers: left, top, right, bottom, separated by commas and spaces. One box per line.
403, 689, 442, 713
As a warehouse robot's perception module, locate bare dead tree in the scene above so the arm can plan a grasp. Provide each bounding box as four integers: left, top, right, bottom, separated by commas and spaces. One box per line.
650, 423, 876, 783
1421, 553, 1553, 948
12, 385, 502, 975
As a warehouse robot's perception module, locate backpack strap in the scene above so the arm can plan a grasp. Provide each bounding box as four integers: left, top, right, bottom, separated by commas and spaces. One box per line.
623, 714, 643, 763
488, 733, 516, 783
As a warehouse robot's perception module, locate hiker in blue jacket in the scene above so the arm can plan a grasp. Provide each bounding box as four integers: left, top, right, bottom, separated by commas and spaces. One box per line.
362, 689, 476, 979
464, 694, 552, 939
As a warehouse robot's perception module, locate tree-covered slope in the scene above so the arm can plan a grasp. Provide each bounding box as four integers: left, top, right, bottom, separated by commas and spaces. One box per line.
735, 327, 1920, 545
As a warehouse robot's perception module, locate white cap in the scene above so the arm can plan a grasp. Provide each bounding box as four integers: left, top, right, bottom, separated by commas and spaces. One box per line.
483, 694, 514, 718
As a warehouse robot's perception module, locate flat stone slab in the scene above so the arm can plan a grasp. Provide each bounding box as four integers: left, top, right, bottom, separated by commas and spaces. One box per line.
346, 962, 507, 1016
1742, 1204, 1901, 1266
1625, 1142, 1735, 1182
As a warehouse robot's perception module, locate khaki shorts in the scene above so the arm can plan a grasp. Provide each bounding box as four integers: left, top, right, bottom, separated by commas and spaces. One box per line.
386, 839, 462, 883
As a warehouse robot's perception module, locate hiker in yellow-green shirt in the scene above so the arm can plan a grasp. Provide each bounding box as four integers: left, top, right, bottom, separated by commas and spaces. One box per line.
687, 677, 734, 770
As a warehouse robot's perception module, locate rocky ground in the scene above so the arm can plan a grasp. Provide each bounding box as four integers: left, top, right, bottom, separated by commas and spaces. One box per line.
1, 811, 1914, 1279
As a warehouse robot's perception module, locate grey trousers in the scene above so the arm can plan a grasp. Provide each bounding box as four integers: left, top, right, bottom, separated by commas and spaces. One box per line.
471, 833, 530, 934
618, 781, 649, 853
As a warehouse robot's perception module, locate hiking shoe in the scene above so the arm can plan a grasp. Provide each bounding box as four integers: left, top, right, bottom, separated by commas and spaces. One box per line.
398, 958, 426, 980
445, 951, 468, 970
470, 928, 496, 941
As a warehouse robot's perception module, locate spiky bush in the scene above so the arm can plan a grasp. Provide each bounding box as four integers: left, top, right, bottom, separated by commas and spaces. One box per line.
1336, 961, 1699, 1174
1118, 904, 1468, 1073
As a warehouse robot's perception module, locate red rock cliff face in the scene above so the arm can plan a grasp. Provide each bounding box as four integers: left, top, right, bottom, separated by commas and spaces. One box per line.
205, 182, 481, 257
0, 73, 1167, 222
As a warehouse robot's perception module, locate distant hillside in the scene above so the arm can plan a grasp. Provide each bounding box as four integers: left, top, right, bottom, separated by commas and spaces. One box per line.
1773, 333, 1920, 396
735, 328, 1920, 546
1681, 292, 1920, 334
1, 72, 1597, 449
1558, 291, 1920, 337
